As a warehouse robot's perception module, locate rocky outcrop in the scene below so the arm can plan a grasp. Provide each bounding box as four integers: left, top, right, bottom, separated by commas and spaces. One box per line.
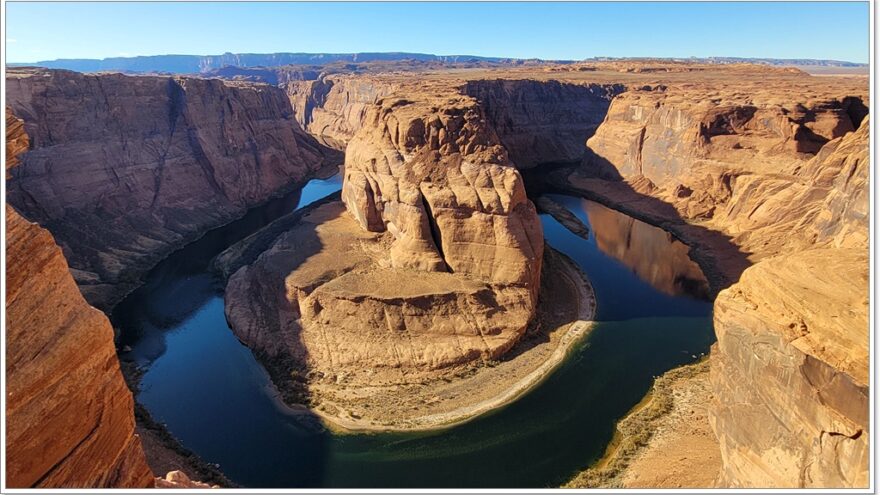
584, 88, 867, 259
709, 120, 869, 488
155, 470, 219, 489
711, 248, 868, 488
342, 90, 544, 301
227, 85, 544, 382
579, 80, 869, 487
6, 108, 154, 488
226, 202, 536, 384
6, 67, 331, 309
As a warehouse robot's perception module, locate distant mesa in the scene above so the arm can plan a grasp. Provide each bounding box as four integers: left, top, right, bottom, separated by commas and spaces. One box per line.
6, 51, 867, 75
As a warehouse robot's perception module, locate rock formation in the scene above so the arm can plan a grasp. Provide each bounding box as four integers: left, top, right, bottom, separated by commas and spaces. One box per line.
6, 67, 332, 310
575, 78, 868, 487
341, 90, 543, 297
709, 120, 869, 488
285, 75, 400, 148
6, 108, 154, 488
155, 470, 219, 489
226, 86, 545, 398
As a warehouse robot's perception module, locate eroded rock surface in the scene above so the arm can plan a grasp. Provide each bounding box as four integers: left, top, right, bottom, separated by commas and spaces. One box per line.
285, 75, 400, 148
223, 80, 582, 428
5, 108, 154, 488
342, 90, 544, 299
226, 202, 535, 385
6, 67, 332, 309
572, 76, 868, 487
711, 248, 868, 488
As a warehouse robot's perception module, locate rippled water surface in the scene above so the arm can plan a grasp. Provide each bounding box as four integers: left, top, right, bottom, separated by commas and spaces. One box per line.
114, 180, 715, 488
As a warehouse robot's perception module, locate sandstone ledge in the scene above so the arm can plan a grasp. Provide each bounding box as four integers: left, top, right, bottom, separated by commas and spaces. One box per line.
224, 200, 595, 431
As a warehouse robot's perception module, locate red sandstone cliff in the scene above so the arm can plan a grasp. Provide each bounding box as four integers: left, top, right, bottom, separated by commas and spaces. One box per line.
6, 108, 154, 488
6, 68, 334, 310
579, 82, 869, 487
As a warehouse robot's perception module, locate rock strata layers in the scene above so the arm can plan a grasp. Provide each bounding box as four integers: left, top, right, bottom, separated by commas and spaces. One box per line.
575, 79, 868, 487
463, 79, 624, 167
341, 90, 544, 300
6, 108, 154, 488
285, 75, 400, 148
227, 85, 545, 386
6, 67, 332, 309
709, 121, 869, 488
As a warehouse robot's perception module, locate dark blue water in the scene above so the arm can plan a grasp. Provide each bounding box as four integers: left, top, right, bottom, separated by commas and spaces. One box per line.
113, 179, 715, 488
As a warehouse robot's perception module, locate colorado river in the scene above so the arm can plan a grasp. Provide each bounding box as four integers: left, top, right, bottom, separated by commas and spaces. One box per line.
113, 176, 715, 488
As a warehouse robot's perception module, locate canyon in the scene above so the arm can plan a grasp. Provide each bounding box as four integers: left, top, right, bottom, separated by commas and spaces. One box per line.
4, 60, 869, 488
6, 109, 153, 488
6, 67, 335, 310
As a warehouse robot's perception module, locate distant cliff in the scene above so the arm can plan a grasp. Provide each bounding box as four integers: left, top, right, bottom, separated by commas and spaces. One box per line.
10, 52, 514, 74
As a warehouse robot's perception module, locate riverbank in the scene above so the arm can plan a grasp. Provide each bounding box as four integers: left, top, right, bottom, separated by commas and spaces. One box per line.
120, 361, 235, 487
564, 358, 720, 488
321, 246, 596, 433
235, 243, 596, 434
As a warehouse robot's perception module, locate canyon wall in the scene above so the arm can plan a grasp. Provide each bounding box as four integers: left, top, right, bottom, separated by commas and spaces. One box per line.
285, 75, 400, 148
581, 84, 869, 487
463, 79, 623, 168
6, 108, 154, 488
6, 68, 331, 309
710, 121, 869, 488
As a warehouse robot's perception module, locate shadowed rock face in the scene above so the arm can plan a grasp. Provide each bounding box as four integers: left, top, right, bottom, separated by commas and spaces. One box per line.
5, 108, 154, 488
463, 79, 624, 168
285, 75, 401, 148
6, 67, 331, 310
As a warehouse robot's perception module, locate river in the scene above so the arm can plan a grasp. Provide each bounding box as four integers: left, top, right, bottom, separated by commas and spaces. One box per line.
112, 174, 715, 488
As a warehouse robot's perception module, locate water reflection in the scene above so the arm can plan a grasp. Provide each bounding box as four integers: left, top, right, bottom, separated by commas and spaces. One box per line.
583, 199, 710, 300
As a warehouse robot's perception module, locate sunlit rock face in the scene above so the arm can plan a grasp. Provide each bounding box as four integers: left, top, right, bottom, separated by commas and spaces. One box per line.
342, 93, 543, 296
226, 83, 545, 396
584, 79, 868, 488
709, 120, 869, 488
5, 108, 154, 489
6, 67, 329, 310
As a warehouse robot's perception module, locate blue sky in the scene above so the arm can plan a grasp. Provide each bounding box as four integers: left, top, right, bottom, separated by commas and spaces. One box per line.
5, 2, 870, 63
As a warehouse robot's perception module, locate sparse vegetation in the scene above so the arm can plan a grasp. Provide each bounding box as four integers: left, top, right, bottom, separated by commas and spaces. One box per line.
564, 359, 710, 488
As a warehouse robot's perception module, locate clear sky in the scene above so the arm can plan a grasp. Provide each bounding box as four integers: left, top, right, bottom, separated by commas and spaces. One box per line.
4, 2, 870, 63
